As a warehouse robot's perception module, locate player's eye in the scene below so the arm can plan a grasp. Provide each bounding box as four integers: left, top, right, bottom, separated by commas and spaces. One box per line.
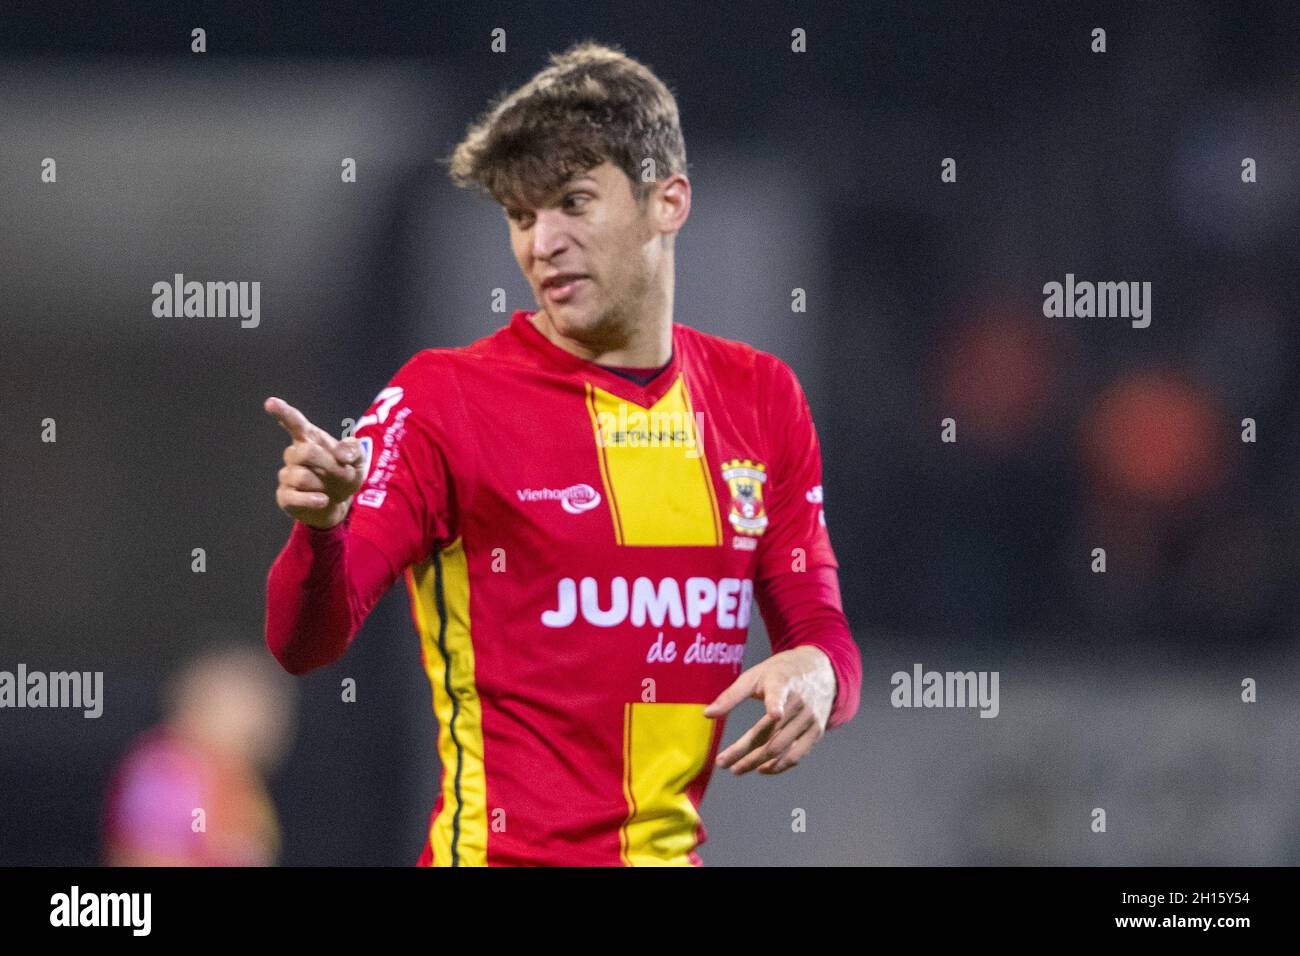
563, 193, 592, 212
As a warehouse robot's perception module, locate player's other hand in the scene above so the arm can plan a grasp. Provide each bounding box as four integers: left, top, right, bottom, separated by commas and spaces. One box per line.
264, 396, 366, 530
704, 646, 836, 776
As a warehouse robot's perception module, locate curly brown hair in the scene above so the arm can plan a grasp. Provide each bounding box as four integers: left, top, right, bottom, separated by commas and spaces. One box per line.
444, 39, 689, 210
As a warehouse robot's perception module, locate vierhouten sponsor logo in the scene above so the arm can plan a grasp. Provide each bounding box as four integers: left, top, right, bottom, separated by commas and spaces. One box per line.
516, 484, 603, 514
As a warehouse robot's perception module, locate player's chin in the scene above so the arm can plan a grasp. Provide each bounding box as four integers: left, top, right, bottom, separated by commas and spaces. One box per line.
550, 306, 602, 338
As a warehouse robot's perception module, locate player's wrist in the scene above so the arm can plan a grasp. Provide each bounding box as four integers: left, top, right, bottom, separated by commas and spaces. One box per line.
298, 509, 349, 533
300, 521, 345, 534
297, 499, 352, 532
794, 643, 839, 707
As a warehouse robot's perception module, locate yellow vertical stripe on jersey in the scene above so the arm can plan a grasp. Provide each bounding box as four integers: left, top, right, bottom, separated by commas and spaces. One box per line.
619, 702, 715, 865
586, 375, 723, 546
407, 536, 488, 866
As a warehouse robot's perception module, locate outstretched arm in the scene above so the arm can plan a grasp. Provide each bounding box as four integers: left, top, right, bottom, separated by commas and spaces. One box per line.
261, 362, 458, 676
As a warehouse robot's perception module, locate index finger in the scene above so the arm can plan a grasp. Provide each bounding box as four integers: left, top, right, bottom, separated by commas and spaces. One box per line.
264, 397, 321, 445
703, 667, 761, 720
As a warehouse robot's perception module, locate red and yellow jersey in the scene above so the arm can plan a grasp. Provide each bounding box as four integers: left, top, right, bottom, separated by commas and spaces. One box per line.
347, 309, 844, 866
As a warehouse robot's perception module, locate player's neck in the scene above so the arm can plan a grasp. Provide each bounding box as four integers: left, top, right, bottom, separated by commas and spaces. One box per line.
532, 305, 672, 367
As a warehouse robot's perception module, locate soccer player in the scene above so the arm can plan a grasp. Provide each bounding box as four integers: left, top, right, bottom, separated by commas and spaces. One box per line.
263, 40, 861, 866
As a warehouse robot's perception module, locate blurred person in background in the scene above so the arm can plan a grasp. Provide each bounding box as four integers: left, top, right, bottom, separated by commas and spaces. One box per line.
101, 644, 297, 866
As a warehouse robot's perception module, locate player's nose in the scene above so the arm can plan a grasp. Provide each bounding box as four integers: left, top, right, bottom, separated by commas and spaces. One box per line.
531, 209, 570, 259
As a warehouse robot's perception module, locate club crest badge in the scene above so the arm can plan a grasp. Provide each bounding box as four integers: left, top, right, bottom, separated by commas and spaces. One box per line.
721, 459, 768, 536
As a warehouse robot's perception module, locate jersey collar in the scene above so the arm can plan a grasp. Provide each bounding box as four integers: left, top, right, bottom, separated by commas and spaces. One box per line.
509, 309, 682, 409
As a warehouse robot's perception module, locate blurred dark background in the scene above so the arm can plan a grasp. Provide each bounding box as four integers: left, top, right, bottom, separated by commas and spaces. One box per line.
2, 0, 1298, 865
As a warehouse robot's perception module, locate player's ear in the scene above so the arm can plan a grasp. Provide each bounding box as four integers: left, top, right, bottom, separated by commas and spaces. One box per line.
653, 174, 690, 235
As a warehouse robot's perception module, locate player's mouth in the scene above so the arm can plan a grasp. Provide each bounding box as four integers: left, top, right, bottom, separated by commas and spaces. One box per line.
541, 274, 588, 303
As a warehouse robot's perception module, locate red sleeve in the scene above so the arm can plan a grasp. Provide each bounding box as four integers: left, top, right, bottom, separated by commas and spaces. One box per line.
345, 352, 458, 573
264, 521, 399, 675
755, 565, 861, 729
753, 354, 861, 729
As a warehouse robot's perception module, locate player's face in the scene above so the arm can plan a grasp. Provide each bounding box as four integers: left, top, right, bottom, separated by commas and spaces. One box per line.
506, 161, 659, 351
